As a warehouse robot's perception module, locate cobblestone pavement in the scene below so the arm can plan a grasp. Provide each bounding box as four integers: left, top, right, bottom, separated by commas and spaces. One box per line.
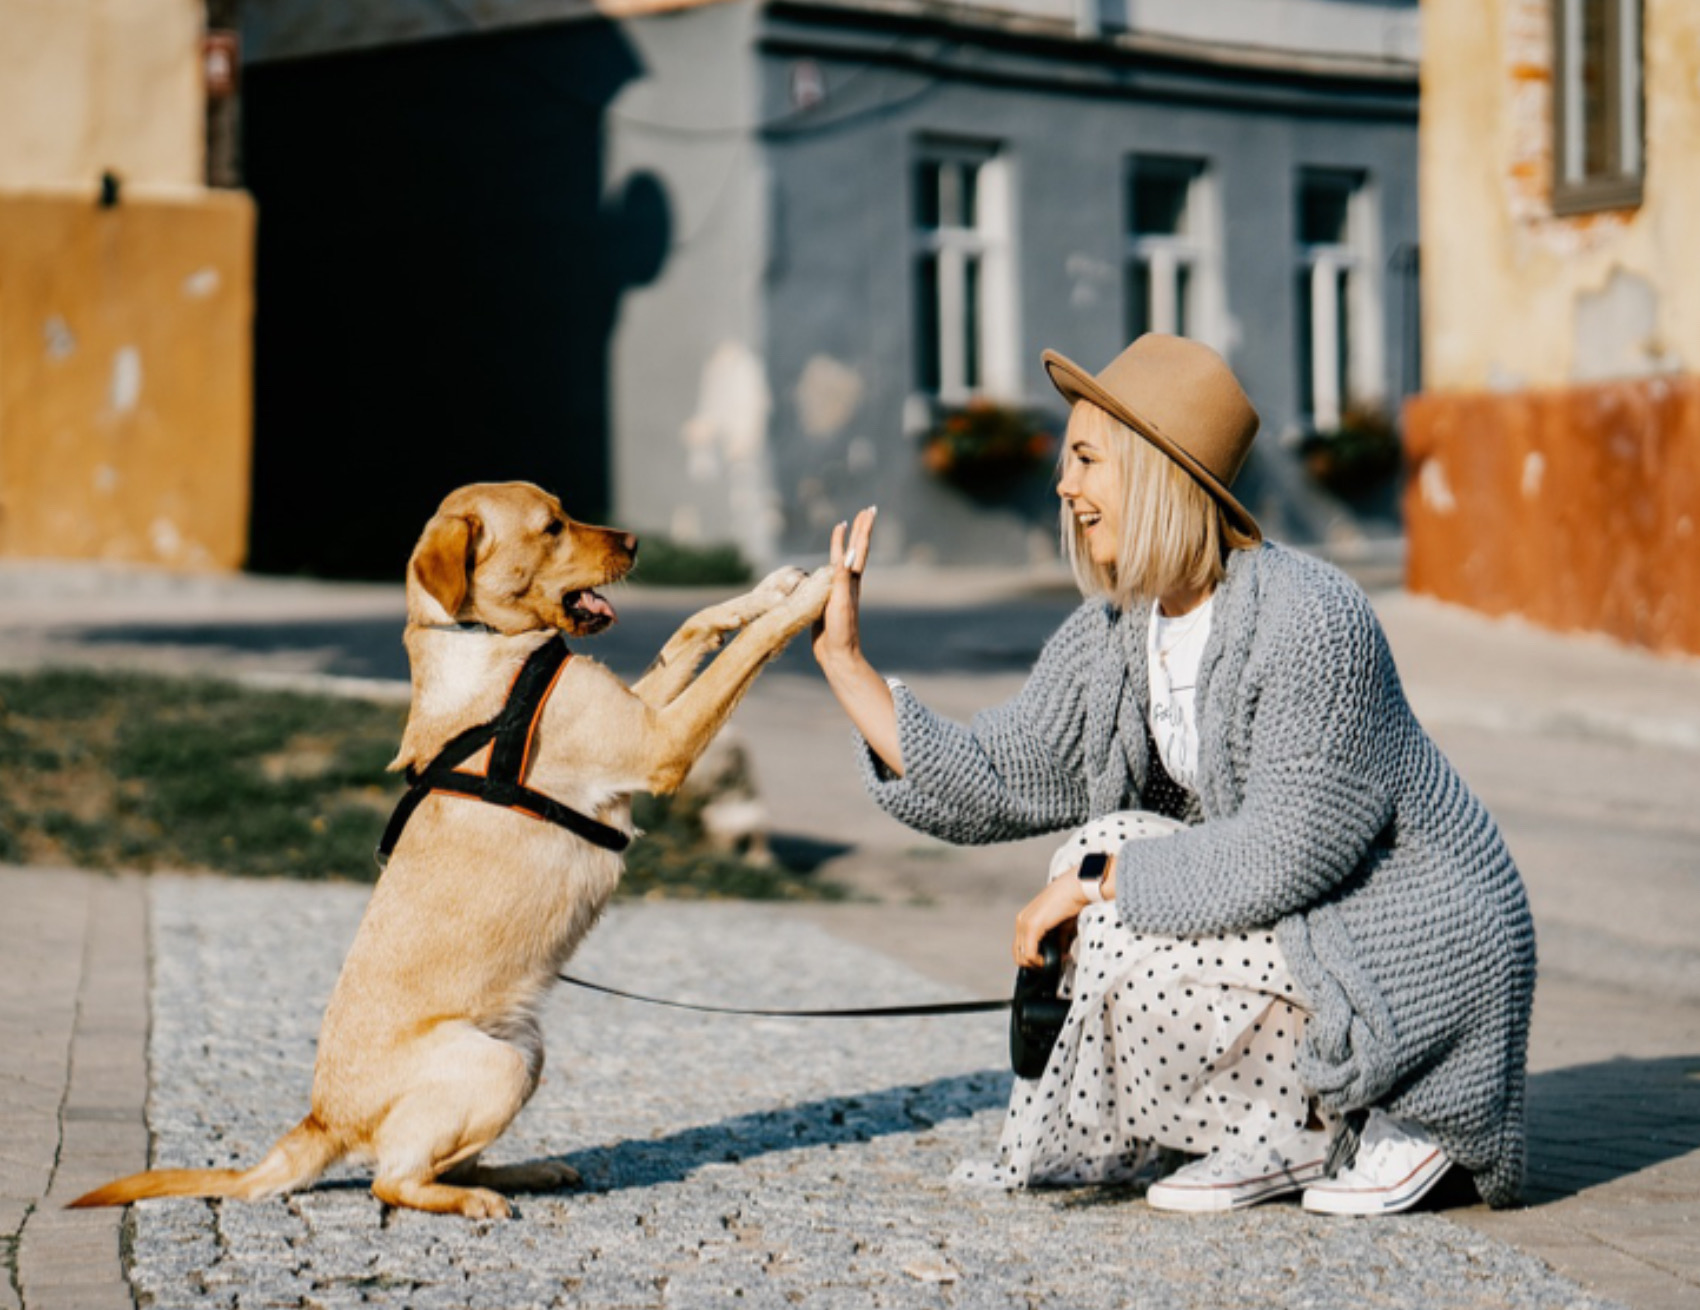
5, 560, 1698, 1308
125, 875, 1619, 1310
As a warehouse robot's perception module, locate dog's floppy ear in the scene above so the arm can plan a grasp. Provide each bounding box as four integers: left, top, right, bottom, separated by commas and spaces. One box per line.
411, 513, 479, 620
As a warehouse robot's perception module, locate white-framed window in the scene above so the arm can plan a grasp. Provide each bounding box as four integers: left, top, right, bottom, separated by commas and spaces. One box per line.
1553, 0, 1644, 214
1294, 168, 1382, 433
912, 139, 1018, 401
1125, 155, 1213, 344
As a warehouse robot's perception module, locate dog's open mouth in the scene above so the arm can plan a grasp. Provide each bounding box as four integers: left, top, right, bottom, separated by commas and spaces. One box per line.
563, 589, 617, 633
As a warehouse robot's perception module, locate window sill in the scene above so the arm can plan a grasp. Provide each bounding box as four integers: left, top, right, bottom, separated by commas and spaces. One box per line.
1551, 177, 1644, 217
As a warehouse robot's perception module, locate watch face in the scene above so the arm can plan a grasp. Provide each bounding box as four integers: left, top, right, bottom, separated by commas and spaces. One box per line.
1078, 851, 1109, 881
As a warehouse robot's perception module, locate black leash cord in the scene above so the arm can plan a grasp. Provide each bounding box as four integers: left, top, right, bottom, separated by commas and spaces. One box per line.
557, 972, 1010, 1019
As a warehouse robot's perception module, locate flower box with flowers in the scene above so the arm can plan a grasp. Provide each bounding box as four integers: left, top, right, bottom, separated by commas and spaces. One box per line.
920, 399, 1056, 493
1298, 405, 1404, 501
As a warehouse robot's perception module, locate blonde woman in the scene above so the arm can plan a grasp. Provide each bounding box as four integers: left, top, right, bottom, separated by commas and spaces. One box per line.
811, 335, 1535, 1214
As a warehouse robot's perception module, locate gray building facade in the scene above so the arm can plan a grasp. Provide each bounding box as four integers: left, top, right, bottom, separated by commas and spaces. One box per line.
240, 0, 1418, 575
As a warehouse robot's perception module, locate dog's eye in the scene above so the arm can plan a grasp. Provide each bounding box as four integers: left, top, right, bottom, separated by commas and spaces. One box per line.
544, 519, 564, 537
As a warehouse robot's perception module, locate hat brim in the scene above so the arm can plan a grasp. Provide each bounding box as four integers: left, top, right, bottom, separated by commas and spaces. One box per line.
1044, 349, 1262, 543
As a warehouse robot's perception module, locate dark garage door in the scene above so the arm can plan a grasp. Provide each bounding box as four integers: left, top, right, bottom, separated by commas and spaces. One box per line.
243, 18, 667, 578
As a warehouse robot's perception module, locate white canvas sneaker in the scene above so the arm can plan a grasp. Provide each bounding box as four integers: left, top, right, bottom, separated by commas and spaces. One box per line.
1145, 1127, 1331, 1213
1302, 1110, 1452, 1216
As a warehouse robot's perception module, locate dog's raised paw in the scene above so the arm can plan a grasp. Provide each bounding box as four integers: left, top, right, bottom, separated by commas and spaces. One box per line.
797, 564, 836, 607
755, 566, 808, 602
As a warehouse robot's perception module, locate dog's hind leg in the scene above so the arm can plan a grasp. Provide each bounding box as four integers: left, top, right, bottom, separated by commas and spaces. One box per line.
369, 1024, 537, 1219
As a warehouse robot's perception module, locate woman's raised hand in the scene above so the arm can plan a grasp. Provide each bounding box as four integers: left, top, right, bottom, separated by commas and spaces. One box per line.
811, 507, 903, 775
812, 506, 877, 672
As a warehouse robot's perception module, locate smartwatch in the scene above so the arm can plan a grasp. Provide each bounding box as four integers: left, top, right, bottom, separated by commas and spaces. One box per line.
1077, 851, 1110, 904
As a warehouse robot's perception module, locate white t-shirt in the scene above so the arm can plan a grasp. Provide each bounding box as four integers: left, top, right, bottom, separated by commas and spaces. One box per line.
1147, 595, 1214, 792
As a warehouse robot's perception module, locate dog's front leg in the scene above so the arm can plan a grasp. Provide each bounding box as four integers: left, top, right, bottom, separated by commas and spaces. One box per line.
640, 566, 833, 792
631, 567, 809, 709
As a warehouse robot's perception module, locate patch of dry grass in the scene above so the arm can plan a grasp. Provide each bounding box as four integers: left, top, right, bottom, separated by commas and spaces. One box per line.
0, 669, 841, 900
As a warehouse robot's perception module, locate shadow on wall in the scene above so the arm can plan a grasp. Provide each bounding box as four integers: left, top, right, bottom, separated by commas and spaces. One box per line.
243, 18, 670, 579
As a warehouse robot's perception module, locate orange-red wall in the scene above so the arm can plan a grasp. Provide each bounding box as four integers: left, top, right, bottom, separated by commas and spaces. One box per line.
0, 190, 255, 568
1404, 376, 1700, 657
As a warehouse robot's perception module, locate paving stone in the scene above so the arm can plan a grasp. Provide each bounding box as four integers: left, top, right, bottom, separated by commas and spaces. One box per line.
118, 875, 1627, 1310
27, 1285, 136, 1310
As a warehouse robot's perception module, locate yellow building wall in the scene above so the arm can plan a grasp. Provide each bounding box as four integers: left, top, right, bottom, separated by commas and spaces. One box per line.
1410, 0, 1700, 656
0, 190, 255, 568
1420, 0, 1700, 391
0, 0, 204, 190
0, 0, 255, 569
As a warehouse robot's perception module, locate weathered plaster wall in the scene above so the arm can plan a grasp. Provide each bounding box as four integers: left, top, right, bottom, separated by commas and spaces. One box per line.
1405, 377, 1700, 656
0, 3, 254, 569
759, 28, 1418, 565
604, 4, 774, 564
0, 0, 204, 190
1420, 0, 1700, 391
242, 0, 738, 63
239, 0, 1419, 66
0, 191, 255, 567
1111, 0, 1419, 63
1410, 0, 1700, 655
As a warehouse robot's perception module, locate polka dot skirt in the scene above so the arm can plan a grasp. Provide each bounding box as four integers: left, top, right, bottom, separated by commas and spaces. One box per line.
954, 810, 1317, 1189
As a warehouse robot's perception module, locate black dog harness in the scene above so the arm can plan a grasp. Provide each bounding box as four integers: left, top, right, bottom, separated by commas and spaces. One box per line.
378, 633, 1017, 1029
376, 635, 630, 868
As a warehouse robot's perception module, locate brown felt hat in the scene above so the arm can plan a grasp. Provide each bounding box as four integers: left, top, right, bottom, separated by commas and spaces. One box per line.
1043, 334, 1262, 543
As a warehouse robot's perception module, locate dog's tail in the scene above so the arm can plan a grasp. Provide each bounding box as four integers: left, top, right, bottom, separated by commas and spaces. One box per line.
66, 1114, 344, 1209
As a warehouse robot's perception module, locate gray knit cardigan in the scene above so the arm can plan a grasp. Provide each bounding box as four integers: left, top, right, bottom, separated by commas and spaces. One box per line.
856, 542, 1535, 1207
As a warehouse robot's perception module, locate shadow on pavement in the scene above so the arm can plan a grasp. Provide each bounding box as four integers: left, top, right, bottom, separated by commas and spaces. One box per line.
69, 618, 415, 681
1521, 1054, 1700, 1203
60, 597, 1082, 685
766, 832, 857, 872
553, 1070, 1010, 1194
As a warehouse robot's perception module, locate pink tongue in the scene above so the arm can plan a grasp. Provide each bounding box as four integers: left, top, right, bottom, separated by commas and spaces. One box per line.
579, 590, 616, 620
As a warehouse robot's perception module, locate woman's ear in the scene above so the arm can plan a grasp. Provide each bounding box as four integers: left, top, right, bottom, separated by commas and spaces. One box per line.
410, 514, 479, 620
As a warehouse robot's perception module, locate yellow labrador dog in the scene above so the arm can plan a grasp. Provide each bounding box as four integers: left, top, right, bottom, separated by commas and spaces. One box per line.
73, 481, 833, 1218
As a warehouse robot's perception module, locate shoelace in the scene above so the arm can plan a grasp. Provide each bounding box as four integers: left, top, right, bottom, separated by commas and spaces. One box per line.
1193, 1133, 1324, 1179
1339, 1113, 1418, 1180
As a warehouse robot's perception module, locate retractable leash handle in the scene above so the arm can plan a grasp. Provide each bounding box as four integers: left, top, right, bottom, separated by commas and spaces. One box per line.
1009, 935, 1068, 1079
556, 971, 1010, 1019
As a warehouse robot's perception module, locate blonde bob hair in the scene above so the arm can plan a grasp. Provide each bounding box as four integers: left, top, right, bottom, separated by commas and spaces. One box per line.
1060, 400, 1259, 610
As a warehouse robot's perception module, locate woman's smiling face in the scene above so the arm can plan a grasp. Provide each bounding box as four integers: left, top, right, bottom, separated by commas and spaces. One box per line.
1057, 413, 1124, 568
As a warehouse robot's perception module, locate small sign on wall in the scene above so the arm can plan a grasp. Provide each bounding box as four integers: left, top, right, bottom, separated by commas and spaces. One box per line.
204, 31, 239, 100
789, 60, 825, 112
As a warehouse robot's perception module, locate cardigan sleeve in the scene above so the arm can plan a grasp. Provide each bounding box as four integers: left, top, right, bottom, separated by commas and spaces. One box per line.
1112, 580, 1398, 936
850, 602, 1101, 844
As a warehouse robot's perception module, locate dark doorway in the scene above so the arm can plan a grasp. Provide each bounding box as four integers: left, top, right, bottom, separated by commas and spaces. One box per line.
243, 19, 669, 577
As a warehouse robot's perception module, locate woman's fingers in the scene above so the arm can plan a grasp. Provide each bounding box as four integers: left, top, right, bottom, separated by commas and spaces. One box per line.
1013, 878, 1087, 967
843, 506, 876, 575
814, 519, 860, 658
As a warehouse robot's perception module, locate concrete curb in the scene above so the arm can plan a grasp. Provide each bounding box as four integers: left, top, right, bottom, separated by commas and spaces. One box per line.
10, 871, 149, 1310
